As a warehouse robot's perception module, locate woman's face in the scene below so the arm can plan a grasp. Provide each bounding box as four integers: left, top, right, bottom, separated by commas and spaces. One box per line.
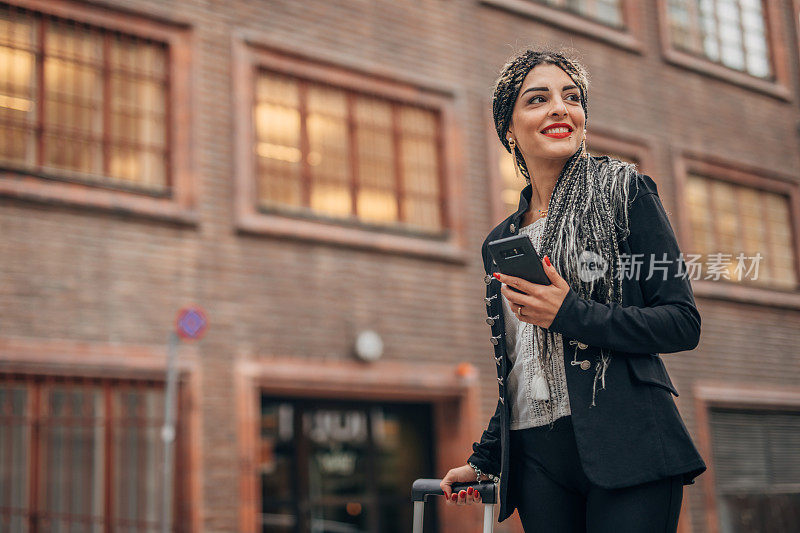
507, 63, 585, 165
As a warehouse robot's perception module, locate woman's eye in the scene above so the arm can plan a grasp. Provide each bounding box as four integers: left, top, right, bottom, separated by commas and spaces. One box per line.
528, 95, 545, 104
566, 93, 580, 101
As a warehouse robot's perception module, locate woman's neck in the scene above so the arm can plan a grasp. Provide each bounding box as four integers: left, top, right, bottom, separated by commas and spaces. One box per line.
526, 157, 566, 218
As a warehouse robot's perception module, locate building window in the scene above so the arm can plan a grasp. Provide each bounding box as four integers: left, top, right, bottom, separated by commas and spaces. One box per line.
709, 408, 800, 532
528, 0, 624, 27
260, 397, 438, 533
0, 3, 170, 193
685, 174, 797, 290
0, 375, 188, 531
254, 70, 445, 235
497, 144, 523, 216
666, 0, 771, 78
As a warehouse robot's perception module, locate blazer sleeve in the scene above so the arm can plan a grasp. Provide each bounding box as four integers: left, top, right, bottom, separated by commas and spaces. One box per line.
466, 398, 502, 476
465, 237, 503, 475
548, 188, 701, 354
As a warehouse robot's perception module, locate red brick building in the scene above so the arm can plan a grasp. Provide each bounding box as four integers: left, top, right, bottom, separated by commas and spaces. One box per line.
1, 0, 799, 532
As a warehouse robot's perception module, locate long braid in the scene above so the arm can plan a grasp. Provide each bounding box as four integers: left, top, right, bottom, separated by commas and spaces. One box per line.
493, 49, 640, 419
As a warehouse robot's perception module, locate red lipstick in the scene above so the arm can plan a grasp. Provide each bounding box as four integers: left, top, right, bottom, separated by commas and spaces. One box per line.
541, 122, 573, 139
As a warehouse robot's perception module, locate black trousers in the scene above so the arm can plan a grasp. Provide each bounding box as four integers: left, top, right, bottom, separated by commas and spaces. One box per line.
509, 416, 683, 533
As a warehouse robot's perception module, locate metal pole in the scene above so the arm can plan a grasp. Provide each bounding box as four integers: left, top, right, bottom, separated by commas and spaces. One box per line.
161, 332, 179, 533
412, 501, 425, 533
483, 504, 495, 533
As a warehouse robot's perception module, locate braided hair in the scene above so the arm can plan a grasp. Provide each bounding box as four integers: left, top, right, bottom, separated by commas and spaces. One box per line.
492, 48, 641, 416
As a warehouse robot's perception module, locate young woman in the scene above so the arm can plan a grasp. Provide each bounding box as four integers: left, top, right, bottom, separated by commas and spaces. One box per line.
439, 49, 706, 532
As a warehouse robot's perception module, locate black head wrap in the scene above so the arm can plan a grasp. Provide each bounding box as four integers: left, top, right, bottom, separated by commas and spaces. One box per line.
492, 50, 590, 180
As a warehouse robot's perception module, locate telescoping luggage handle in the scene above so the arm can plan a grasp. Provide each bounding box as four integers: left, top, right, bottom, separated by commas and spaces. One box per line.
411, 479, 497, 533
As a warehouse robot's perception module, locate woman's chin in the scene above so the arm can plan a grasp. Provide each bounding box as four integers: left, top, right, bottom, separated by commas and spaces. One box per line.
538, 147, 579, 161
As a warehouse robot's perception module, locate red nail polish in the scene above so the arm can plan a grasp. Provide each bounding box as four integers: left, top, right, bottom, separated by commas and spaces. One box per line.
459, 490, 467, 497
451, 493, 457, 501
467, 487, 473, 495
544, 255, 551, 267
492, 272, 501, 280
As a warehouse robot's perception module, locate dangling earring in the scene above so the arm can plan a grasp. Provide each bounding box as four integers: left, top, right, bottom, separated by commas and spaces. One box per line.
580, 129, 588, 155
507, 137, 523, 183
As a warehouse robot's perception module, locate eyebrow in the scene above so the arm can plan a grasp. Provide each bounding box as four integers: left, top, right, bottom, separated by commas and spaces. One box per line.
521, 84, 579, 96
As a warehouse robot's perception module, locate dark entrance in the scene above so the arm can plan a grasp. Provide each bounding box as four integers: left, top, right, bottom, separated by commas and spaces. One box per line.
259, 397, 438, 533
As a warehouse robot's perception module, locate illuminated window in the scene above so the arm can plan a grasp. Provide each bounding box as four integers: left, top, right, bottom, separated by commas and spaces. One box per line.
0, 376, 189, 531
254, 71, 444, 234
0, 4, 169, 192
666, 0, 771, 78
528, 0, 625, 27
497, 144, 525, 216
686, 174, 796, 289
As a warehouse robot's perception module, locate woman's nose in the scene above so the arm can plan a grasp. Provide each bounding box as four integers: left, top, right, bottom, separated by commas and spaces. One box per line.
549, 97, 568, 116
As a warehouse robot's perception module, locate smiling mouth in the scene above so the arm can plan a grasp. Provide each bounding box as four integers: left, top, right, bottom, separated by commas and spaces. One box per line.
541, 127, 572, 139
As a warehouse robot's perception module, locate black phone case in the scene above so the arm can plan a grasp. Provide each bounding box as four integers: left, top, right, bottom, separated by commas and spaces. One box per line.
487, 234, 551, 288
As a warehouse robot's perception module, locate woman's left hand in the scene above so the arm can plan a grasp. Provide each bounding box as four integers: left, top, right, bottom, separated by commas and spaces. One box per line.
495, 255, 571, 329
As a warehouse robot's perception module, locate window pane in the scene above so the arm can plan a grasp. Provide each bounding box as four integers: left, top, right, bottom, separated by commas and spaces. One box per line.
667, 0, 771, 78
0, 385, 30, 533
399, 107, 441, 231
1, 377, 184, 533
686, 174, 796, 289
403, 196, 441, 233
764, 192, 796, 289
253, 72, 446, 234
686, 175, 715, 256
41, 386, 105, 532
0, 8, 170, 191
355, 96, 395, 191
499, 144, 521, 216
358, 187, 398, 224
42, 22, 103, 176
113, 387, 166, 531
533, 0, 624, 27
711, 409, 800, 533
307, 85, 351, 195
254, 73, 302, 209
0, 7, 36, 166
106, 36, 169, 188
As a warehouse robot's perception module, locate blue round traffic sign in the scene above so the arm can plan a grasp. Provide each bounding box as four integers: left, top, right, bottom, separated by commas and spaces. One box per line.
175, 307, 208, 340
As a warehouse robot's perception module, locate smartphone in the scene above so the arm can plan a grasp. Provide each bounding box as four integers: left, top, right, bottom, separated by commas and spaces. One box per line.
487, 234, 551, 292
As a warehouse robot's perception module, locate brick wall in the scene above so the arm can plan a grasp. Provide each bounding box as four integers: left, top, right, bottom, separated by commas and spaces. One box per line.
2, 0, 799, 532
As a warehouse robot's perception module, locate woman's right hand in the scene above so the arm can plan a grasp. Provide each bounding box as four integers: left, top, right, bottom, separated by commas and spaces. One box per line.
440, 464, 482, 506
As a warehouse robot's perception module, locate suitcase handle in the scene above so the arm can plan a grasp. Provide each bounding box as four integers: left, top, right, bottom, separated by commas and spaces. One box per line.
411, 479, 497, 504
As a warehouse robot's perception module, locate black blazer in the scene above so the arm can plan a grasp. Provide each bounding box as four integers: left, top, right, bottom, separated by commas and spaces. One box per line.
468, 167, 707, 522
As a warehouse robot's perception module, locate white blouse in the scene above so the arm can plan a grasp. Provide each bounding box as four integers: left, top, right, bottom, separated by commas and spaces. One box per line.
501, 217, 572, 430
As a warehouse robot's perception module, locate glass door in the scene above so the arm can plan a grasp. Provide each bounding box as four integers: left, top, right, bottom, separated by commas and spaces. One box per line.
259, 397, 438, 533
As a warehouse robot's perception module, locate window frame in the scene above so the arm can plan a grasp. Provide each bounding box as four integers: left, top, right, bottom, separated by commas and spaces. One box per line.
480, 0, 644, 53
0, 335, 202, 532
0, 0, 196, 225
673, 152, 800, 308
232, 37, 466, 263
656, 0, 792, 100
694, 382, 800, 533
